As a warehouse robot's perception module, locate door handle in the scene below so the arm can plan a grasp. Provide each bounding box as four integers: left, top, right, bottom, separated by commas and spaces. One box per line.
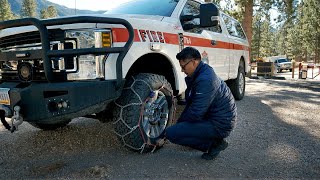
211, 40, 217, 46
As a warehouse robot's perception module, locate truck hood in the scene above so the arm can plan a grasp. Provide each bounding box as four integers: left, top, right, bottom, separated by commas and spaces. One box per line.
0, 14, 164, 38
279, 62, 292, 65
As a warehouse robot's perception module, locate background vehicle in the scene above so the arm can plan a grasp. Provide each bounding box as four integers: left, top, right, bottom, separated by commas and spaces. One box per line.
273, 58, 292, 73
0, 0, 249, 152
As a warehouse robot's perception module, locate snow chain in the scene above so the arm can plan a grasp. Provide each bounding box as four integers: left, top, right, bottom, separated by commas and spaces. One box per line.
113, 76, 176, 153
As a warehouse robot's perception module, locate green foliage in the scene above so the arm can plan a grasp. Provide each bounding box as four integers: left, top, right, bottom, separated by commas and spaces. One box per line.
224, 0, 319, 63
40, 5, 57, 19
47, 6, 57, 18
275, 0, 299, 24
21, 0, 37, 17
0, 0, 14, 21
7, 0, 104, 18
40, 9, 47, 19
251, 15, 277, 59
276, 0, 319, 62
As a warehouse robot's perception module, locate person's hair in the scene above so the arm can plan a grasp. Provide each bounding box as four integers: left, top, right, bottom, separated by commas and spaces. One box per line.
176, 47, 201, 62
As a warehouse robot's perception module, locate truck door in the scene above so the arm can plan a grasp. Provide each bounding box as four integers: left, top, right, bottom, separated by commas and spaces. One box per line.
179, 0, 229, 80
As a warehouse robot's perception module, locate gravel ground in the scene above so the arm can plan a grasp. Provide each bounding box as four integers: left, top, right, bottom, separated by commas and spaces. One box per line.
0, 78, 319, 179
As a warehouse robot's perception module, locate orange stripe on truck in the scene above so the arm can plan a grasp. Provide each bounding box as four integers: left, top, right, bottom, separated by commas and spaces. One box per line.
112, 28, 249, 51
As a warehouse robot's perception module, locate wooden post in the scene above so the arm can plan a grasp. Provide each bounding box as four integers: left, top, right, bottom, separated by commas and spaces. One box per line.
292, 60, 295, 79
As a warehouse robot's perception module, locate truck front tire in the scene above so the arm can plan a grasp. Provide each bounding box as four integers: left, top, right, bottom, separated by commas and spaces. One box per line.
113, 73, 175, 152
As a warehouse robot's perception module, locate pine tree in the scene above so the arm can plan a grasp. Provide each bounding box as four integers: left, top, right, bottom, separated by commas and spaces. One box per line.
259, 17, 274, 57
40, 6, 57, 19
251, 14, 263, 59
224, 0, 275, 54
40, 9, 48, 19
299, 0, 320, 63
47, 6, 57, 18
276, 0, 320, 63
21, 0, 37, 18
251, 12, 276, 59
0, 0, 14, 21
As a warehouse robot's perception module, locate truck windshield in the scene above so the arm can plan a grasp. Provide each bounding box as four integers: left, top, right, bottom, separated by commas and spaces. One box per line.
105, 0, 178, 17
278, 59, 289, 63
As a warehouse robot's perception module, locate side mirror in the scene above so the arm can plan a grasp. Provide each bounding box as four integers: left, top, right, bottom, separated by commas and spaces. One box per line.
200, 3, 219, 27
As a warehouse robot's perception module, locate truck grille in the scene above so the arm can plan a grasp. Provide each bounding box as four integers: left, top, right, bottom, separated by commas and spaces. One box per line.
0, 29, 67, 82
0, 32, 41, 50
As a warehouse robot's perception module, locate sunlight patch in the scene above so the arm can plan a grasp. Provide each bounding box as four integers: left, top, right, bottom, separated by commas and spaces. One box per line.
268, 143, 300, 164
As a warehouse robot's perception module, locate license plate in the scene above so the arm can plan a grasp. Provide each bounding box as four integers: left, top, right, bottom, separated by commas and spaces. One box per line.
0, 88, 10, 105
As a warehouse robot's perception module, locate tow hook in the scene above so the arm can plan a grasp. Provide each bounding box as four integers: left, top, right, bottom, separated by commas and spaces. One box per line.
0, 106, 23, 133
11, 106, 23, 133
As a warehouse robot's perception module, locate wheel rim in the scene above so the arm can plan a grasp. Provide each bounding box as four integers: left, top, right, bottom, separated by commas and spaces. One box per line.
239, 72, 245, 95
142, 90, 169, 138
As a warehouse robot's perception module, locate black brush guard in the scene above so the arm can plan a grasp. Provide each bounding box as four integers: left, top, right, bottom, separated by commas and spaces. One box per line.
0, 17, 134, 130
0, 16, 134, 87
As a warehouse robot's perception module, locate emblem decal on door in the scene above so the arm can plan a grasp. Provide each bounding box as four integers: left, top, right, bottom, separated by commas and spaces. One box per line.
201, 51, 209, 64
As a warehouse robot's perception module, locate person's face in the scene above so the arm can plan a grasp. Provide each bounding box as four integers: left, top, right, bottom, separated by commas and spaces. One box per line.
179, 59, 198, 77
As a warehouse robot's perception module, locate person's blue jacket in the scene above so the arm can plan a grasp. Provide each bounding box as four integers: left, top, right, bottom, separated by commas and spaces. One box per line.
177, 61, 237, 138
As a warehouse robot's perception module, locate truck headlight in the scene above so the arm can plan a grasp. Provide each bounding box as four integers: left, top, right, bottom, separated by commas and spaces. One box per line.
64, 29, 112, 79
65, 29, 112, 48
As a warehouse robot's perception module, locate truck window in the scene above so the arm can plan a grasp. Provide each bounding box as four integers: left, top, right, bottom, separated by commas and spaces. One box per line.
222, 14, 246, 39
105, 0, 178, 17
234, 21, 246, 39
180, 0, 221, 34
222, 14, 236, 36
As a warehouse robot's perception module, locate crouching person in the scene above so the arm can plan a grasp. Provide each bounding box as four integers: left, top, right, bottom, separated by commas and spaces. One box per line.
166, 47, 237, 160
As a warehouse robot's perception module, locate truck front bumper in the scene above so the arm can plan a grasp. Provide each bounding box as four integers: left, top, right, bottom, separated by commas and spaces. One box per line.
0, 80, 124, 124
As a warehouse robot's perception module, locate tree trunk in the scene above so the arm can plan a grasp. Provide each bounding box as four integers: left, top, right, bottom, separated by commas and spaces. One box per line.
242, 0, 254, 46
316, 26, 320, 64
316, 34, 319, 64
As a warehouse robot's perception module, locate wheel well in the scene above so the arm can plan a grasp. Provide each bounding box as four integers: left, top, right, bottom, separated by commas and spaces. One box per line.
125, 53, 178, 95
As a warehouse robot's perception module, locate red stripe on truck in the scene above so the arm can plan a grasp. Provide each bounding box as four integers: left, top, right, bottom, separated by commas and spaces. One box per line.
163, 32, 179, 45
112, 28, 141, 43
112, 28, 249, 51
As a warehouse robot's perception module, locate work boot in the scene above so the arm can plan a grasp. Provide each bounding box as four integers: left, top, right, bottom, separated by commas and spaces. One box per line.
201, 139, 228, 160
155, 132, 167, 146
156, 138, 166, 147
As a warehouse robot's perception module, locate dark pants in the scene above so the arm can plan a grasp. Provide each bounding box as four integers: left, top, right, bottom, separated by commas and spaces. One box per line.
165, 121, 221, 152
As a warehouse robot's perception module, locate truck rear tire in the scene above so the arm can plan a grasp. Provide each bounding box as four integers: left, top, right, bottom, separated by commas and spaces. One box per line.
227, 63, 245, 100
29, 120, 71, 130
113, 73, 175, 152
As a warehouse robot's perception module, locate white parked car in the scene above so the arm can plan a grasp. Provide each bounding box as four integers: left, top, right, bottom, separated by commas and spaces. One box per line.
274, 58, 292, 73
